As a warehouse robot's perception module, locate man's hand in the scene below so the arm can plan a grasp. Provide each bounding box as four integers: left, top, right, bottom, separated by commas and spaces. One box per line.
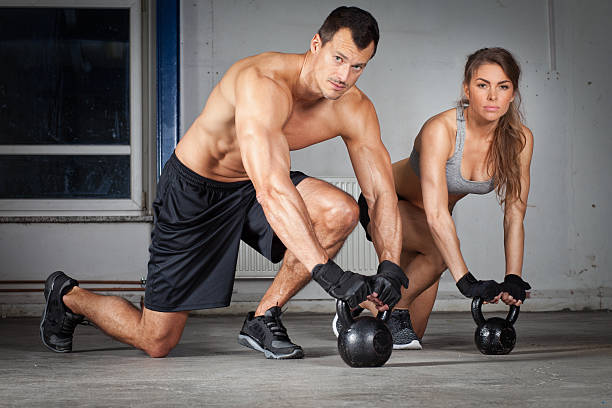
312, 260, 372, 309
368, 261, 409, 310
456, 272, 502, 302
500, 274, 531, 306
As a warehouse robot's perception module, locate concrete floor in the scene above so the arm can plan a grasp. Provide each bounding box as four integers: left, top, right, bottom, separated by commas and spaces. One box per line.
0, 310, 611, 407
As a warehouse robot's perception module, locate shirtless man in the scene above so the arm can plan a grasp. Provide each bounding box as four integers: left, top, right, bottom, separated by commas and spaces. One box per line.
40, 6, 408, 359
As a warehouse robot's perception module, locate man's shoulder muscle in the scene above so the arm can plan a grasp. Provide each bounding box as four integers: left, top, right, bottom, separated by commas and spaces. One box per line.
226, 53, 296, 105
335, 87, 378, 139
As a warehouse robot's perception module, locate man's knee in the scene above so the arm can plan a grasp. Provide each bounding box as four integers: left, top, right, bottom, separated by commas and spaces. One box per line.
321, 195, 359, 236
140, 309, 187, 358
143, 334, 180, 358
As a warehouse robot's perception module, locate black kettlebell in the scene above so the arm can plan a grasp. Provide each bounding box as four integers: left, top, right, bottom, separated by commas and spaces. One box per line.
336, 300, 393, 368
471, 297, 520, 355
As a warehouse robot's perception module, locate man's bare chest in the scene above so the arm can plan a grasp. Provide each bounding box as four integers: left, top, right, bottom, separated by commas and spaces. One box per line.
282, 104, 341, 150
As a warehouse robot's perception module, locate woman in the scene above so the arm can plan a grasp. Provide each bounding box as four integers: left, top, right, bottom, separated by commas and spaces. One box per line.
334, 47, 533, 349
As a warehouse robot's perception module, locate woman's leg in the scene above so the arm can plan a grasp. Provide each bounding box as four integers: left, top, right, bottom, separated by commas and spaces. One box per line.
364, 199, 446, 339
406, 278, 440, 339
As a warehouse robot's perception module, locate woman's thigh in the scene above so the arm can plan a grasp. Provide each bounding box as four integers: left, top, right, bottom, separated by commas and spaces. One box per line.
397, 200, 440, 258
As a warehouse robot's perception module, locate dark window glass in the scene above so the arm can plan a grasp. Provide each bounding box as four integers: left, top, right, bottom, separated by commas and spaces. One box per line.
0, 8, 130, 145
0, 155, 130, 199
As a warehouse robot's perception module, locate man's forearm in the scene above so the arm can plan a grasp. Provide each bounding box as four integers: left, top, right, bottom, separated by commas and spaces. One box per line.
256, 180, 327, 272
368, 192, 401, 263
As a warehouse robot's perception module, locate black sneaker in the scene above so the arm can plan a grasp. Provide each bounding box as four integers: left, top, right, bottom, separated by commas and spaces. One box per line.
388, 309, 422, 350
40, 271, 84, 353
332, 306, 364, 337
237, 306, 304, 359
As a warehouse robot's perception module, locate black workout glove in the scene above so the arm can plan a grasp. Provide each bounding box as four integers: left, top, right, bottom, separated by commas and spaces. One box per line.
368, 260, 409, 309
312, 260, 371, 309
500, 274, 531, 302
456, 272, 502, 302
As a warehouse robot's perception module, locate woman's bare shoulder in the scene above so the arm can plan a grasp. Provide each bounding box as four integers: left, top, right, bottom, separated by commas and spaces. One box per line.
416, 108, 457, 150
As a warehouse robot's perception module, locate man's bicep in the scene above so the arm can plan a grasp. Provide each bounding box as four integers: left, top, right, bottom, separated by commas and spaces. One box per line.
237, 123, 291, 187
234, 71, 292, 187
235, 70, 290, 137
342, 103, 393, 202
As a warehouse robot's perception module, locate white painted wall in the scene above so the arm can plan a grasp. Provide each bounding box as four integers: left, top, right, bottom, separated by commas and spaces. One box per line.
181, 0, 612, 312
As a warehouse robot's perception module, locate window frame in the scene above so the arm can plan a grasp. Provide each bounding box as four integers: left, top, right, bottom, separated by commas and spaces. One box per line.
0, 0, 144, 216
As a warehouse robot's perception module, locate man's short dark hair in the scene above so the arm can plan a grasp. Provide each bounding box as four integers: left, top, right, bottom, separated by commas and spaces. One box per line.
318, 6, 380, 59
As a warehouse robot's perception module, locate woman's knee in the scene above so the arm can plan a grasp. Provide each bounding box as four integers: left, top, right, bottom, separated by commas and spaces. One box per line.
427, 252, 447, 275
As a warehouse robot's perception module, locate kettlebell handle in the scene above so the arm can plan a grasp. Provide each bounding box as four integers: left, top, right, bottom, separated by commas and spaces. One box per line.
471, 297, 520, 326
377, 308, 391, 322
336, 300, 391, 326
507, 303, 520, 325
336, 300, 354, 327
471, 297, 486, 326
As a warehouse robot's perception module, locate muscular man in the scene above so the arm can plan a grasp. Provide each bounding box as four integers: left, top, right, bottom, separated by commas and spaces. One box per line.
40, 6, 408, 359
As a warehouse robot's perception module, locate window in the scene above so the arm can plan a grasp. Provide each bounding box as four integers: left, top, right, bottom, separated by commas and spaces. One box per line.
0, 1, 144, 215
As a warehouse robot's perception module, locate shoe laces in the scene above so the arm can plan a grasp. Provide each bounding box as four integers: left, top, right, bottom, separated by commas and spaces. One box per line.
60, 313, 84, 336
79, 319, 95, 327
263, 312, 290, 341
391, 309, 414, 330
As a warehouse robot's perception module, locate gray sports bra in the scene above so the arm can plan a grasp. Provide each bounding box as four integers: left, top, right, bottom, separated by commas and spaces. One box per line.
409, 106, 495, 195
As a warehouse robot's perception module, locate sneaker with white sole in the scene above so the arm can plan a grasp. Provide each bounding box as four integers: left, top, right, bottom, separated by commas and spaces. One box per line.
388, 309, 422, 350
332, 307, 422, 350
238, 306, 304, 359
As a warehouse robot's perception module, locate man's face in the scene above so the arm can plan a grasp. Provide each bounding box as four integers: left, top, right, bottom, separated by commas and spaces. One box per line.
311, 28, 375, 100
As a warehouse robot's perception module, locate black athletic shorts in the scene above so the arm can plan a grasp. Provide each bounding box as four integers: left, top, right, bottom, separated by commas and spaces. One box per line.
357, 193, 372, 242
145, 153, 309, 312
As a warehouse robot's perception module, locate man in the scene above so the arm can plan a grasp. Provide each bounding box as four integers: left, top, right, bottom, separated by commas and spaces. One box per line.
40, 6, 408, 359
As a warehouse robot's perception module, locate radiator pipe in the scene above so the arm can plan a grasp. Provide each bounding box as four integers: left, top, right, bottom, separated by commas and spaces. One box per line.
0, 279, 145, 293
0, 276, 275, 293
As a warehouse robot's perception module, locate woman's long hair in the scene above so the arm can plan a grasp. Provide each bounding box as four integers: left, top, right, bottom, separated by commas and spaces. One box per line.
461, 47, 527, 205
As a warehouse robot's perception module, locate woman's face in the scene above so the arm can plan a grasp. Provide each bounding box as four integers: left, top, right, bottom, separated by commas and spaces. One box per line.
463, 63, 515, 121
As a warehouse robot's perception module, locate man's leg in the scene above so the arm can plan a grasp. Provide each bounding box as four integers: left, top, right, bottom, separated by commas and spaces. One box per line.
62, 285, 188, 358
255, 177, 360, 315
238, 178, 359, 359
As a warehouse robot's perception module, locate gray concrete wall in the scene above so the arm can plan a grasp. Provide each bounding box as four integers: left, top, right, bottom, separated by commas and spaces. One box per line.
181, 0, 612, 311
0, 222, 151, 316
1, 1, 610, 316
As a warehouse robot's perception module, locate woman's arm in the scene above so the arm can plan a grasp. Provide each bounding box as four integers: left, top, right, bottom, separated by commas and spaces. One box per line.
420, 115, 502, 301
420, 118, 469, 281
501, 126, 534, 305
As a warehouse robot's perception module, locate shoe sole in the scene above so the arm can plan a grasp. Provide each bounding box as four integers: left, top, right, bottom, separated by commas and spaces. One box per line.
332, 307, 365, 338
40, 271, 71, 353
334, 313, 423, 350
237, 334, 304, 360
332, 314, 340, 338
393, 340, 422, 350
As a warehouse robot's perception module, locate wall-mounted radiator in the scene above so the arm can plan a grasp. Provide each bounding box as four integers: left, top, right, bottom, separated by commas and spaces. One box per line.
235, 177, 378, 278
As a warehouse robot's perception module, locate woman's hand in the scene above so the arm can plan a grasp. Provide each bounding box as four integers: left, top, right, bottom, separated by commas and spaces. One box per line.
456, 272, 503, 302
499, 274, 531, 306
